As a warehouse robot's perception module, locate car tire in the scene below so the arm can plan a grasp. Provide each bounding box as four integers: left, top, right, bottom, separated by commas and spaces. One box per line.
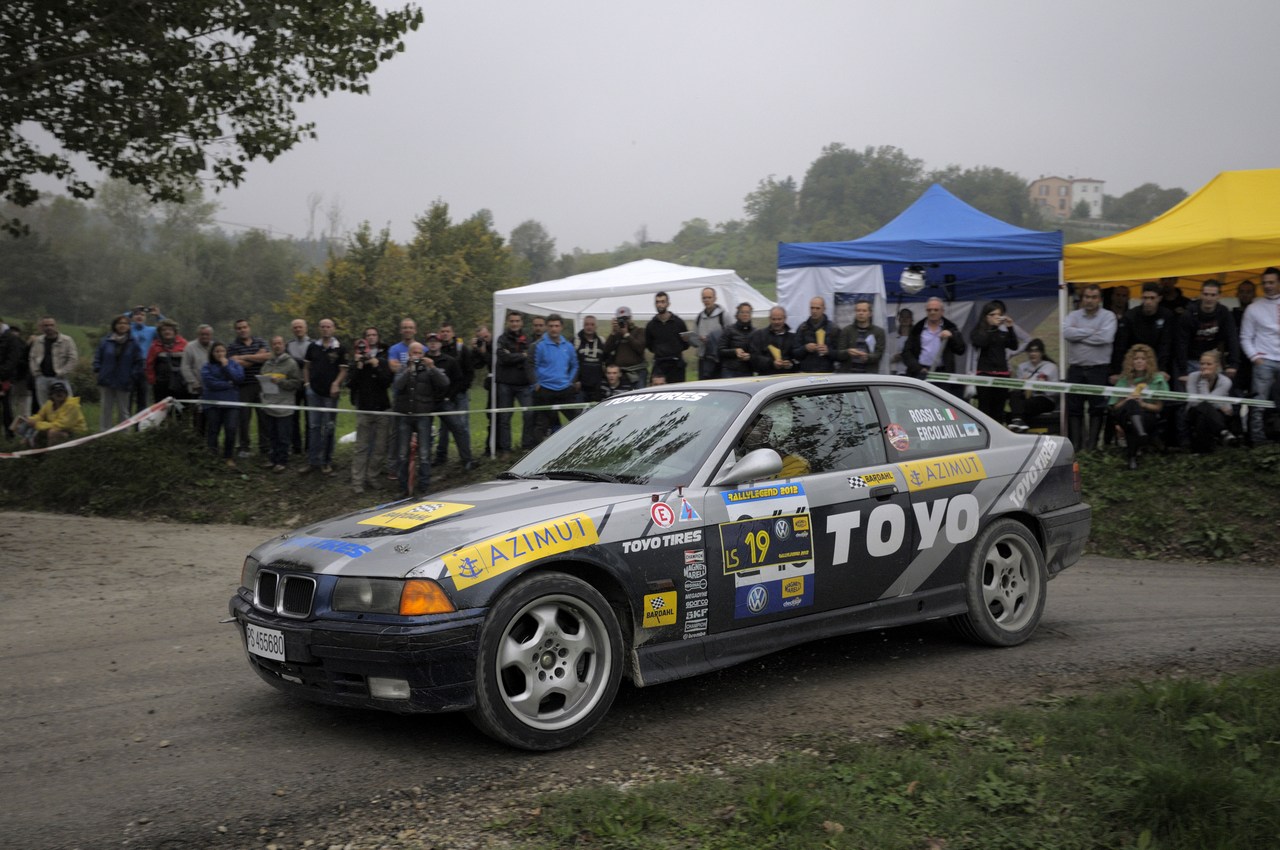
951, 518, 1047, 647
467, 572, 623, 751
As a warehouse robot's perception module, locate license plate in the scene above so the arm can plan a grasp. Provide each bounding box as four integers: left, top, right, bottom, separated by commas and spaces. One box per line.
245, 623, 286, 662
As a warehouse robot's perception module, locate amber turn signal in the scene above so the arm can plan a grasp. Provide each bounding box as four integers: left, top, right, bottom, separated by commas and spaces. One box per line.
399, 579, 456, 615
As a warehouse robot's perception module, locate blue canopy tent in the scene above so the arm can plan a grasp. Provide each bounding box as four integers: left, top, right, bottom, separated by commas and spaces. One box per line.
776, 184, 1065, 375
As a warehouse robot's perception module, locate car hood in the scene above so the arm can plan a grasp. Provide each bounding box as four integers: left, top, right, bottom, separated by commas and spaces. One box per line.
250, 478, 654, 579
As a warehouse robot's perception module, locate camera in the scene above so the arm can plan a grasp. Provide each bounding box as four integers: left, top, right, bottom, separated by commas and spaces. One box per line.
354, 339, 369, 361
617, 316, 628, 327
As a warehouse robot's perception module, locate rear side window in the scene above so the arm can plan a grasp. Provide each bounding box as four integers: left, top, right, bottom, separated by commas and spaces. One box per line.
874, 386, 988, 461
732, 389, 886, 477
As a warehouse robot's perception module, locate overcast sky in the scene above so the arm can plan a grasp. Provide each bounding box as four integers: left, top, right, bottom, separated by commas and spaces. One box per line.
203, 0, 1278, 252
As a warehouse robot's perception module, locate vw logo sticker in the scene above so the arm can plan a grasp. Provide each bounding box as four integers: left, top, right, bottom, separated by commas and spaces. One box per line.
774, 519, 790, 540
747, 585, 768, 613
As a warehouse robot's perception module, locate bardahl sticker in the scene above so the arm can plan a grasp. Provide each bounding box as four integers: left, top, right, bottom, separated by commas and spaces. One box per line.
642, 591, 678, 628
445, 512, 598, 590
722, 482, 805, 505
897, 453, 987, 492
848, 470, 896, 489
359, 500, 474, 530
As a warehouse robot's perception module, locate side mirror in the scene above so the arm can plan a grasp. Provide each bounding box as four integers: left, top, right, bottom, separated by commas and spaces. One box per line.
712, 448, 783, 487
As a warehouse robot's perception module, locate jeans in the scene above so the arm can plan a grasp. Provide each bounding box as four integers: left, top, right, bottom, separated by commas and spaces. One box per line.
397, 414, 434, 494
435, 397, 473, 463
305, 388, 338, 467
205, 406, 240, 458
352, 411, 390, 485
264, 413, 293, 466
1067, 364, 1110, 419
495, 382, 533, 452
1250, 359, 1279, 443
533, 385, 578, 443
236, 381, 263, 452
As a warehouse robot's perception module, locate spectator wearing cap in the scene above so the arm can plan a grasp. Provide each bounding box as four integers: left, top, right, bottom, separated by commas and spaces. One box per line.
532, 314, 579, 443
604, 306, 648, 389
11, 380, 86, 447
28, 316, 79, 407
645, 291, 690, 383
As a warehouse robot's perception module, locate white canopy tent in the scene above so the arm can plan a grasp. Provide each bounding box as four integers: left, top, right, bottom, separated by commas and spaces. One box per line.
485, 259, 774, 452
491, 258, 775, 331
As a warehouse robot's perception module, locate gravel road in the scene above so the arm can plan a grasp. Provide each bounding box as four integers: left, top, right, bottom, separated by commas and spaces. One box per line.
3, 511, 1278, 850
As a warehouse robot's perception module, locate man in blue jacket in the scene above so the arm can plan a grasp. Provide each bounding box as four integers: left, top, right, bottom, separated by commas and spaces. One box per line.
533, 314, 579, 444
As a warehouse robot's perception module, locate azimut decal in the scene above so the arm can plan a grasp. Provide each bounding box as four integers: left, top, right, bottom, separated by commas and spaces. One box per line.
445, 513, 599, 590
897, 453, 986, 492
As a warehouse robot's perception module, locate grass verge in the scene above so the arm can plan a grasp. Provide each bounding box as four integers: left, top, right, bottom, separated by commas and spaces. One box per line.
499, 668, 1280, 850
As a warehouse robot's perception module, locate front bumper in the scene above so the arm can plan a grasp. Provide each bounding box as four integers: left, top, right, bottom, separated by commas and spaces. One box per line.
228, 593, 486, 713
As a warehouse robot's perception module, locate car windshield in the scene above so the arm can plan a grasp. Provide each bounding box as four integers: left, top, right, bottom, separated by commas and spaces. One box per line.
508, 389, 750, 486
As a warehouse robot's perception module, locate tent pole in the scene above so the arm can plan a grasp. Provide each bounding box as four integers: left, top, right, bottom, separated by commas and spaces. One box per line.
1058, 261, 1068, 439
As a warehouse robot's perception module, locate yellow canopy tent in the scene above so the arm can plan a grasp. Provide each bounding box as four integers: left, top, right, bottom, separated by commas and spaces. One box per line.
1064, 168, 1280, 297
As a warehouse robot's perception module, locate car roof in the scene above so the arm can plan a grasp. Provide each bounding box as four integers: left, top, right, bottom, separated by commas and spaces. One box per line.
628, 373, 928, 398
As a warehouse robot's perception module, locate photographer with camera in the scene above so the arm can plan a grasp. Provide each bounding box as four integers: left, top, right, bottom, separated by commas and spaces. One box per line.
348, 327, 393, 492
126, 305, 164, 413
604, 306, 647, 390
392, 341, 448, 497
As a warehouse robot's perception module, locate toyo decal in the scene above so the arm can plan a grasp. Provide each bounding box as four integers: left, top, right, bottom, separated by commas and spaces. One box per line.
825, 494, 981, 564
897, 453, 986, 492
445, 513, 599, 590
643, 591, 678, 627
359, 501, 474, 530
1009, 438, 1059, 509
286, 537, 370, 559
621, 529, 702, 554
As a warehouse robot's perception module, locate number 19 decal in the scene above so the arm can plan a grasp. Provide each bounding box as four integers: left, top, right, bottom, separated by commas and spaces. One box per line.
720, 514, 812, 574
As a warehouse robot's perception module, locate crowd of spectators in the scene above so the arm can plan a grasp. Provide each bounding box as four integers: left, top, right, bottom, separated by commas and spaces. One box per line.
2, 272, 1276, 476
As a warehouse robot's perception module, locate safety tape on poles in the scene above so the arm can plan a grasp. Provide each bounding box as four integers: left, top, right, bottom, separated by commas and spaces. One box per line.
169, 398, 597, 417
1, 399, 173, 458
924, 372, 1276, 409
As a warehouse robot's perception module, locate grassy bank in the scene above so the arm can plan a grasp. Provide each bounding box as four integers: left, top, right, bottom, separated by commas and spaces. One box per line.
497, 668, 1280, 850
2, 416, 1277, 563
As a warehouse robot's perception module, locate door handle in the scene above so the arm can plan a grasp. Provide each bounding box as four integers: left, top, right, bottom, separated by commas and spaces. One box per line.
870, 484, 898, 500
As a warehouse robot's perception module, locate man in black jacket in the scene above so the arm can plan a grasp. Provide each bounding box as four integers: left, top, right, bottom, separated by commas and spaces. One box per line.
1113, 283, 1175, 380
427, 332, 474, 471
434, 323, 474, 467
1175, 280, 1241, 379
902, 297, 967, 399
645, 291, 689, 383
791, 297, 840, 372
718, 302, 756, 377
392, 342, 449, 497
749, 307, 797, 375
348, 326, 393, 493
494, 312, 535, 454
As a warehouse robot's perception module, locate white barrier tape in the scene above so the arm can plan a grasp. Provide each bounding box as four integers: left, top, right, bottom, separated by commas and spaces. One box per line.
170, 398, 597, 417
1, 399, 173, 459
925, 372, 1276, 409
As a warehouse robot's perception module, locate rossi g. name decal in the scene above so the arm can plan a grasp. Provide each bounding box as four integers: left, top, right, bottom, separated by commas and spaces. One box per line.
445, 513, 599, 590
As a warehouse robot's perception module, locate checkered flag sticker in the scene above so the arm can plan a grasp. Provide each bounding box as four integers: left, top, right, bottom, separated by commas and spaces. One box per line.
848, 476, 868, 489
650, 596, 667, 611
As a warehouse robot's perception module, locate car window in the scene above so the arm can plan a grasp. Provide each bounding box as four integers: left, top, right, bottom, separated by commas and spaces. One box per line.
732, 389, 885, 478
511, 389, 750, 486
874, 386, 988, 460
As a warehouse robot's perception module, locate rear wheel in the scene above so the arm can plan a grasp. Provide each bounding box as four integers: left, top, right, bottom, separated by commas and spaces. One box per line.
467, 572, 623, 750
951, 518, 1046, 646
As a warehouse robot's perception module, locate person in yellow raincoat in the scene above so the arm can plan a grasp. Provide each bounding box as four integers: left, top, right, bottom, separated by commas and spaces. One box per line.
11, 380, 87, 447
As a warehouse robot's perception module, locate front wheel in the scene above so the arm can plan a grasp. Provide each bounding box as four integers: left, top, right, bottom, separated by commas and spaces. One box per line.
951, 518, 1047, 647
467, 572, 623, 750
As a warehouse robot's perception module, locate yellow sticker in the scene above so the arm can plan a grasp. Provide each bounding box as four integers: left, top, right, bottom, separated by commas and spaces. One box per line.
793, 515, 810, 532
782, 576, 805, 598
359, 501, 474, 530
861, 471, 897, 486
897, 453, 986, 492
642, 591, 678, 628
445, 513, 599, 590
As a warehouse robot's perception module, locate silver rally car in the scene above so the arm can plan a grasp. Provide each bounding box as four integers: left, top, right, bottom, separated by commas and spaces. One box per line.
230, 374, 1090, 750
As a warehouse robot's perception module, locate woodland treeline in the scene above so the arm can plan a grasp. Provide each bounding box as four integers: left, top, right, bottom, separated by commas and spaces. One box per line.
0, 143, 1186, 339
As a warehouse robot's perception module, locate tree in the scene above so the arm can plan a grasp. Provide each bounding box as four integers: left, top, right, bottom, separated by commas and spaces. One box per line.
1070, 200, 1092, 220
796, 144, 924, 240
743, 175, 797, 241
1103, 183, 1188, 224
930, 165, 1034, 227
1, 0, 422, 234
509, 219, 557, 282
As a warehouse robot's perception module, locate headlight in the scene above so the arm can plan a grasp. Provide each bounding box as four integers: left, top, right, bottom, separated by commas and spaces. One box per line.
241, 556, 260, 591
333, 578, 456, 616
